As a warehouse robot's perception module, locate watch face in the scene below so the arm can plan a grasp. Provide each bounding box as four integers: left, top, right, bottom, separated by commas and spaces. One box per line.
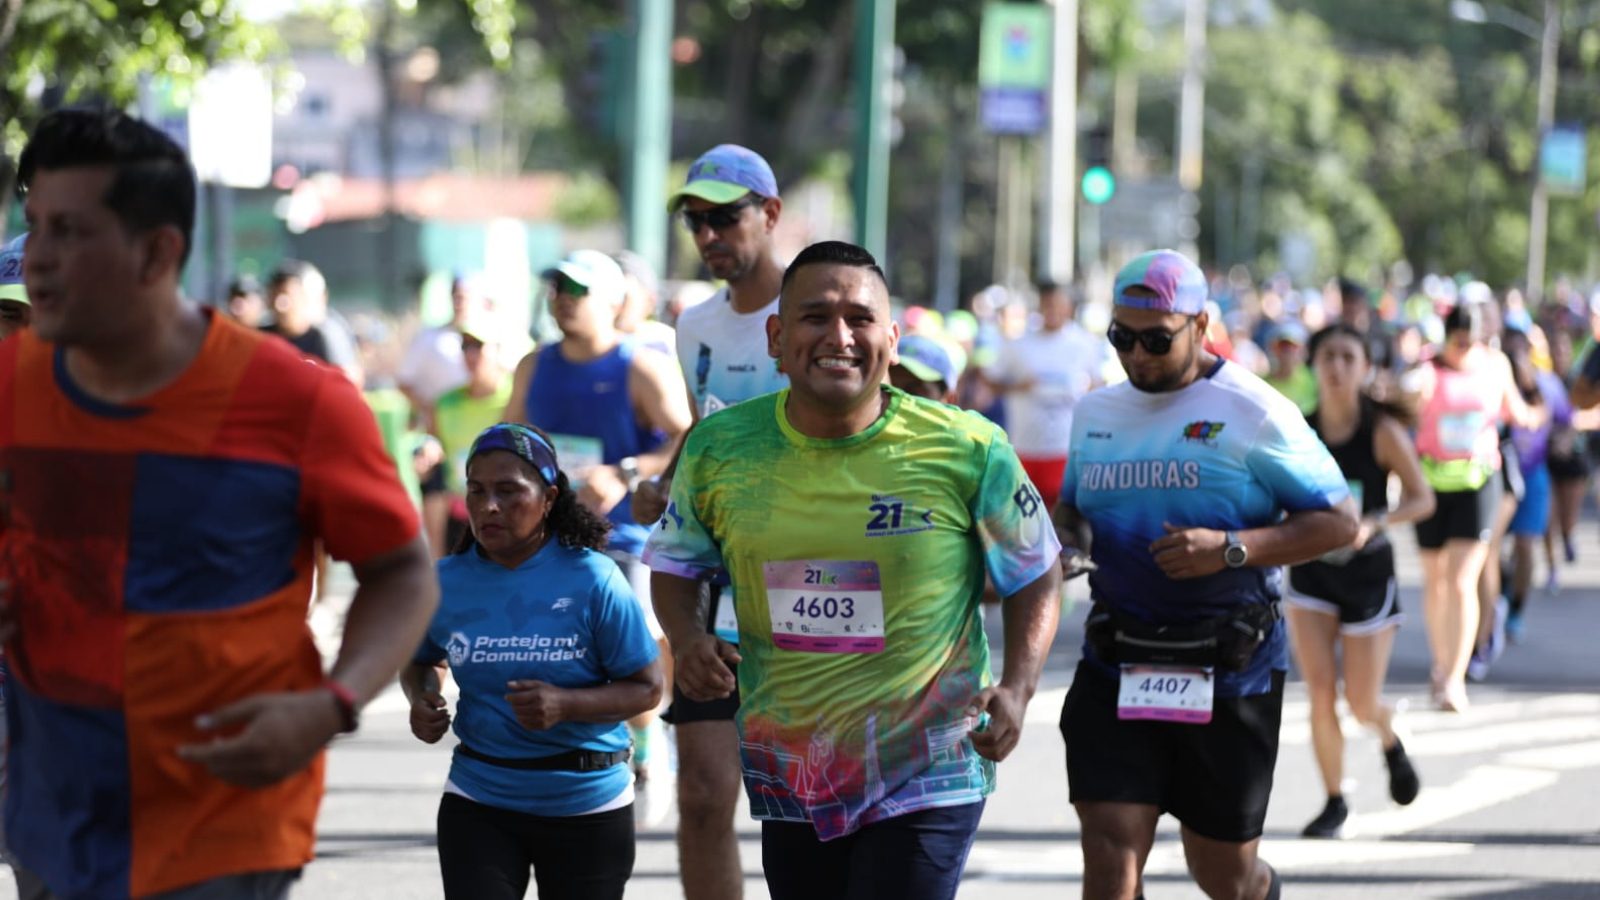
1225, 544, 1247, 566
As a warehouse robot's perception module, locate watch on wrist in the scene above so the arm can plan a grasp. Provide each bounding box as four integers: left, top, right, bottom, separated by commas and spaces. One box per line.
1223, 531, 1249, 568
618, 456, 642, 492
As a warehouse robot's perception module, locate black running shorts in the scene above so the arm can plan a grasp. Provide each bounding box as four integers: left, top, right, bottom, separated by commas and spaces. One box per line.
1060, 662, 1284, 843
1287, 542, 1402, 635
1413, 478, 1502, 549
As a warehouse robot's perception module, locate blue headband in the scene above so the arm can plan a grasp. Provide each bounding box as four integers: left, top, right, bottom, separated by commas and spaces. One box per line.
467, 424, 560, 485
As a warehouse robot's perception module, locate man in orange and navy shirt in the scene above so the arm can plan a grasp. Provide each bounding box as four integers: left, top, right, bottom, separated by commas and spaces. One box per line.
1, 109, 439, 899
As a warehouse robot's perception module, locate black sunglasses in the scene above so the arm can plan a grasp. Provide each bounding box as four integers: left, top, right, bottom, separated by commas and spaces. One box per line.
1107, 321, 1190, 356
681, 198, 759, 233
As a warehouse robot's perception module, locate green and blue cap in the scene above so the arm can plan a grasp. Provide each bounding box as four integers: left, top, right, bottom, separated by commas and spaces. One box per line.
895, 334, 959, 387
1113, 249, 1207, 315
668, 144, 779, 211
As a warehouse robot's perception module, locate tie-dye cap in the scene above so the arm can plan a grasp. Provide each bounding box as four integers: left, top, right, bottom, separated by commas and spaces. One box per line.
1113, 249, 1207, 315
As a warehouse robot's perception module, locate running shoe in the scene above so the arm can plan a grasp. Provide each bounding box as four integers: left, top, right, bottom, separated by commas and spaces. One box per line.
1545, 570, 1560, 597
1485, 596, 1509, 664
1506, 609, 1526, 644
1466, 650, 1490, 683
1301, 796, 1348, 839
1384, 739, 1421, 806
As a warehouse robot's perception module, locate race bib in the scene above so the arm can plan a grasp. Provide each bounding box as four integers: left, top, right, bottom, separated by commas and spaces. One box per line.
763, 560, 885, 653
712, 582, 740, 643
548, 433, 605, 486
1438, 411, 1487, 456
1117, 665, 1214, 724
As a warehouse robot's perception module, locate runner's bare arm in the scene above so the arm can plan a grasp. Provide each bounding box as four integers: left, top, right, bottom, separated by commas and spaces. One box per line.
652, 570, 739, 702
505, 660, 663, 729
181, 536, 438, 785
500, 351, 538, 426
970, 564, 1062, 762
1150, 498, 1359, 580
628, 349, 693, 478
1372, 414, 1436, 530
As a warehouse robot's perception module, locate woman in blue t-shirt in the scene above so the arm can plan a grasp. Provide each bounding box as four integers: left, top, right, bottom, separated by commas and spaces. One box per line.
402, 423, 663, 900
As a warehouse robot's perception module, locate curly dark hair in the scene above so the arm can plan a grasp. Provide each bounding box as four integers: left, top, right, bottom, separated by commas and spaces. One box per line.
453, 424, 612, 555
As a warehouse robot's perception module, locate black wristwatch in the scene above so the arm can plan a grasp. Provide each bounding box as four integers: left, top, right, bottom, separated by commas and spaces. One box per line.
1223, 531, 1249, 568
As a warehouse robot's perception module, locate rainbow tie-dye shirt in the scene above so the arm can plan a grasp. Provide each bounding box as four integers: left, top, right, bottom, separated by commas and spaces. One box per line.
643, 386, 1060, 839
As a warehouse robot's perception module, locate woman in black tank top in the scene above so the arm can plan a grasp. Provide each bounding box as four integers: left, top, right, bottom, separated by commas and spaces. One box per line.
1286, 325, 1437, 838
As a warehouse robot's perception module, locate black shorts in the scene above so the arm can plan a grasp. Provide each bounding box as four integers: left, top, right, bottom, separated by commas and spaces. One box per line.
1287, 542, 1402, 635
662, 661, 741, 725
662, 580, 741, 725
1548, 449, 1590, 482
1060, 663, 1284, 843
1414, 477, 1503, 549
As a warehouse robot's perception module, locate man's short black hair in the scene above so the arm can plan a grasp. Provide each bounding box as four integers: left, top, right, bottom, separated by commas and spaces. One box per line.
1338, 277, 1369, 305
780, 240, 888, 292
17, 107, 196, 268
1037, 278, 1062, 295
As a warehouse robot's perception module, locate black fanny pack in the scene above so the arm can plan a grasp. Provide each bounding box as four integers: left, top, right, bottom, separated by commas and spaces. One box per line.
1086, 602, 1279, 673
457, 744, 631, 772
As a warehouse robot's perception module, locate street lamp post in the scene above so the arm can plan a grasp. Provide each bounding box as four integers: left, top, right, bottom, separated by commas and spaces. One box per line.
1451, 0, 1559, 302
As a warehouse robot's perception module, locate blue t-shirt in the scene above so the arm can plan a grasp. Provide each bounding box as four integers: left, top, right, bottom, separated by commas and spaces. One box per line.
1062, 359, 1349, 696
415, 542, 659, 816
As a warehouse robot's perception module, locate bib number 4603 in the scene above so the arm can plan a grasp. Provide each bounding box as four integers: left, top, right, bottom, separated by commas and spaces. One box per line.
790, 596, 855, 619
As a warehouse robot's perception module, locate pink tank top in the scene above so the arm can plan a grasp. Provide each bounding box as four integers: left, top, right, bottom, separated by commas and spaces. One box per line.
1416, 357, 1501, 466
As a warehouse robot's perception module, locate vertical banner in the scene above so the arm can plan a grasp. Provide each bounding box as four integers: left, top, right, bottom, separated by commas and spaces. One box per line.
978, 3, 1054, 135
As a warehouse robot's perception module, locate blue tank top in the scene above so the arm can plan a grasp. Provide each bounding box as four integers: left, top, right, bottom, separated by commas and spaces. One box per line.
525, 339, 664, 555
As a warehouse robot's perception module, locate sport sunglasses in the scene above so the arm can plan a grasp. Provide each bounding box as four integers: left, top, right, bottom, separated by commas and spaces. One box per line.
1107, 321, 1190, 356
681, 197, 759, 233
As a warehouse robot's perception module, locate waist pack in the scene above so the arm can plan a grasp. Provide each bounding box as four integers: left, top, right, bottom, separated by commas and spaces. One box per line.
457, 744, 631, 772
1086, 602, 1279, 673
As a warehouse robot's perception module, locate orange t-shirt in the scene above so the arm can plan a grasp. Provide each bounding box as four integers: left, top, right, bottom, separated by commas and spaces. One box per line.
0, 311, 419, 897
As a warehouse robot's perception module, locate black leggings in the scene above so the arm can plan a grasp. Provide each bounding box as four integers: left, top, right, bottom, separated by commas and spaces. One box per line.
436, 793, 634, 900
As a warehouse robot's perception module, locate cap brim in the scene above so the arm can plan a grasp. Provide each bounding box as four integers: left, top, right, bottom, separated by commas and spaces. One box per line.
895, 358, 943, 384
0, 286, 28, 305
667, 180, 753, 211
543, 261, 593, 288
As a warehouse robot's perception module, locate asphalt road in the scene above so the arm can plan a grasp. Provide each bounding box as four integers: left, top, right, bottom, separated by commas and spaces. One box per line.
5, 529, 1598, 898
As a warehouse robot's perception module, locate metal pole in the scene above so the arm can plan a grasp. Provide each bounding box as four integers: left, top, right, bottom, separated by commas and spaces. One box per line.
993, 137, 1014, 287
851, 0, 895, 262
1043, 0, 1078, 284
623, 0, 672, 276
933, 122, 963, 312
1527, 0, 1558, 302
1177, 0, 1206, 258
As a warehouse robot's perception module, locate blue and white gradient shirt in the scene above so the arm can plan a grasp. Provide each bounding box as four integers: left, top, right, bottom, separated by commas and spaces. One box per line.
1062, 359, 1349, 696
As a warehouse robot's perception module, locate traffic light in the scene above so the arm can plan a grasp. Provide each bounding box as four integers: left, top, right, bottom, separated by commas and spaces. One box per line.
1081, 125, 1115, 205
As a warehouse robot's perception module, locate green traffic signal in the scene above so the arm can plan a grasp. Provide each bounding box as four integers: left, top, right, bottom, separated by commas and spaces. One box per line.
1081, 166, 1116, 205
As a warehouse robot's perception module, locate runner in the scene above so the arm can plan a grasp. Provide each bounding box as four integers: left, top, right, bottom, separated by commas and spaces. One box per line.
1, 107, 438, 899
399, 275, 477, 555
263, 258, 364, 385
1056, 250, 1357, 900
403, 424, 663, 900
983, 280, 1104, 505
224, 274, 265, 328
645, 241, 1062, 900
1407, 301, 1539, 711
434, 318, 514, 551
632, 142, 789, 900
614, 250, 676, 358
1286, 324, 1434, 839
1499, 327, 1569, 643
503, 248, 690, 781
890, 334, 960, 404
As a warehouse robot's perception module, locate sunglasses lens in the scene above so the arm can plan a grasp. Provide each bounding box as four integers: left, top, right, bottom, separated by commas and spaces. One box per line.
1108, 327, 1136, 353
682, 200, 750, 232
1143, 332, 1173, 355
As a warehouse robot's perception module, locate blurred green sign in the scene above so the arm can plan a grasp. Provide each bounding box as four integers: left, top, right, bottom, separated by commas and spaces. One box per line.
1541, 126, 1586, 196
979, 4, 1053, 90
979, 3, 1053, 134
